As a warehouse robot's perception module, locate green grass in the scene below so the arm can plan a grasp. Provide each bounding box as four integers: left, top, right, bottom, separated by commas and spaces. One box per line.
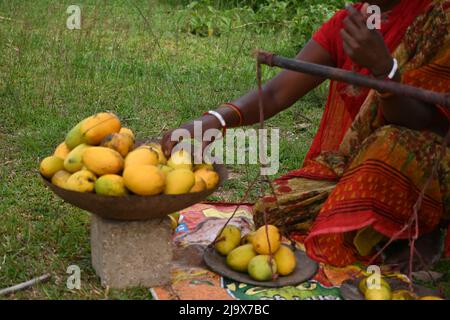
0, 0, 448, 299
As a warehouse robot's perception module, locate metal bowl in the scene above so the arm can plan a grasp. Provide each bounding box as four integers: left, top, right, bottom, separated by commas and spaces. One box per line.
41, 163, 228, 221
203, 245, 318, 288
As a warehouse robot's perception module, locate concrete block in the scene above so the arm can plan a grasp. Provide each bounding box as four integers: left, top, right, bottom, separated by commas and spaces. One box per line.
90, 214, 173, 289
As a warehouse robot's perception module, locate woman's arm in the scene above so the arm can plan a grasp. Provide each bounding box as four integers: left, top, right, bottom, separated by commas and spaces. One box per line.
378, 77, 449, 137
341, 4, 449, 137
226, 40, 334, 126
162, 39, 334, 156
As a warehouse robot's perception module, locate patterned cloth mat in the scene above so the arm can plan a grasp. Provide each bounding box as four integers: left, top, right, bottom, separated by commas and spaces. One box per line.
150, 203, 371, 300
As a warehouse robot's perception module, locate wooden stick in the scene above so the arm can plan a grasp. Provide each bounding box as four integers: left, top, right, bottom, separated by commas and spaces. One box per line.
256, 50, 450, 109
0, 274, 51, 296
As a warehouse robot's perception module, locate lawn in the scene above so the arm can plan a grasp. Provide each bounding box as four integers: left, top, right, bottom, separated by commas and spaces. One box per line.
0, 0, 448, 299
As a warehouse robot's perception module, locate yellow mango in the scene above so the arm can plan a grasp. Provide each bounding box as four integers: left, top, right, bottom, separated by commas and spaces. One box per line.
80, 112, 121, 145
101, 133, 134, 157
391, 290, 417, 300
123, 165, 165, 196
365, 286, 392, 300
240, 231, 256, 246
94, 174, 128, 196
158, 164, 174, 176
253, 225, 281, 255
273, 245, 296, 276
119, 127, 135, 140
65, 121, 85, 149
359, 276, 390, 294
226, 244, 257, 273
40, 156, 65, 179
248, 255, 277, 281
148, 143, 167, 165
82, 147, 124, 176
214, 225, 241, 256
124, 148, 159, 168
65, 170, 97, 192
189, 175, 207, 193
167, 149, 192, 170
64, 143, 89, 173
164, 169, 195, 195
194, 168, 219, 189
51, 170, 71, 188
194, 163, 214, 171
419, 296, 443, 300
53, 142, 71, 160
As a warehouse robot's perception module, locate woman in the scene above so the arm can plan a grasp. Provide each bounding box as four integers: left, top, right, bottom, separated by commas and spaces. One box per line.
162, 0, 450, 267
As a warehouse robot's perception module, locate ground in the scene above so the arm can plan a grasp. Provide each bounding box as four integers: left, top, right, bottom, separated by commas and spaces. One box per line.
0, 1, 448, 299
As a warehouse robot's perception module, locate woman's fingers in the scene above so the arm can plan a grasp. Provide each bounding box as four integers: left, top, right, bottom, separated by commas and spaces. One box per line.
161, 131, 177, 158
343, 15, 361, 38
340, 29, 359, 51
346, 4, 367, 29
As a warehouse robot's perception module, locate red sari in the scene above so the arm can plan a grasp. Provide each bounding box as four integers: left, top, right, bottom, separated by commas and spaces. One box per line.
253, 0, 450, 266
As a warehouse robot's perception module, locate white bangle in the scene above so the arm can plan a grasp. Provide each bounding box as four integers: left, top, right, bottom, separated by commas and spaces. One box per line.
207, 110, 226, 128
387, 58, 398, 80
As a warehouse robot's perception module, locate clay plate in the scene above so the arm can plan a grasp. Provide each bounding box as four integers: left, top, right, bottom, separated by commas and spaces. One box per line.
203, 246, 318, 288
41, 163, 228, 221
340, 277, 443, 300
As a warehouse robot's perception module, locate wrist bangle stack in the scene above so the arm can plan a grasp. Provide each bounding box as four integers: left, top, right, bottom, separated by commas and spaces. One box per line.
375, 58, 399, 99
203, 110, 227, 136
221, 102, 244, 126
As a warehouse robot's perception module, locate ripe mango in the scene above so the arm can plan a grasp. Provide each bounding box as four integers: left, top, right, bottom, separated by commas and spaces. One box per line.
253, 225, 281, 255
194, 163, 214, 171
53, 142, 71, 160
189, 175, 206, 193
147, 143, 167, 165
194, 168, 219, 190
124, 148, 159, 168
248, 255, 277, 281
164, 169, 195, 195
101, 133, 134, 157
80, 112, 121, 145
364, 286, 392, 300
158, 164, 174, 176
65, 170, 97, 192
94, 174, 128, 196
119, 127, 135, 140
167, 149, 192, 170
65, 121, 85, 149
64, 143, 89, 173
273, 245, 296, 276
214, 225, 241, 256
359, 276, 390, 294
226, 244, 257, 273
391, 290, 417, 300
123, 165, 165, 196
240, 231, 256, 246
83, 147, 124, 176
51, 170, 71, 188
40, 156, 65, 179
65, 113, 121, 149
419, 296, 443, 300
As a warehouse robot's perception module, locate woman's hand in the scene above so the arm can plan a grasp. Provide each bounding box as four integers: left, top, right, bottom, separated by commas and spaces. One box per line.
341, 4, 393, 78
161, 114, 223, 158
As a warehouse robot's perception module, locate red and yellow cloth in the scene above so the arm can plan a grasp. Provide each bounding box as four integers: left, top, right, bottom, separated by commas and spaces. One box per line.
254, 0, 450, 266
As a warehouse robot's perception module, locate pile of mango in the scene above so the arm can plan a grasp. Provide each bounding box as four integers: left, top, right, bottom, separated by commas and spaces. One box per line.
214, 224, 297, 282
359, 276, 443, 300
39, 112, 219, 196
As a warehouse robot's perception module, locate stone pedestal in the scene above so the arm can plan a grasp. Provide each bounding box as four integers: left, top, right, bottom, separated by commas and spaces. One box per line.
90, 214, 173, 289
